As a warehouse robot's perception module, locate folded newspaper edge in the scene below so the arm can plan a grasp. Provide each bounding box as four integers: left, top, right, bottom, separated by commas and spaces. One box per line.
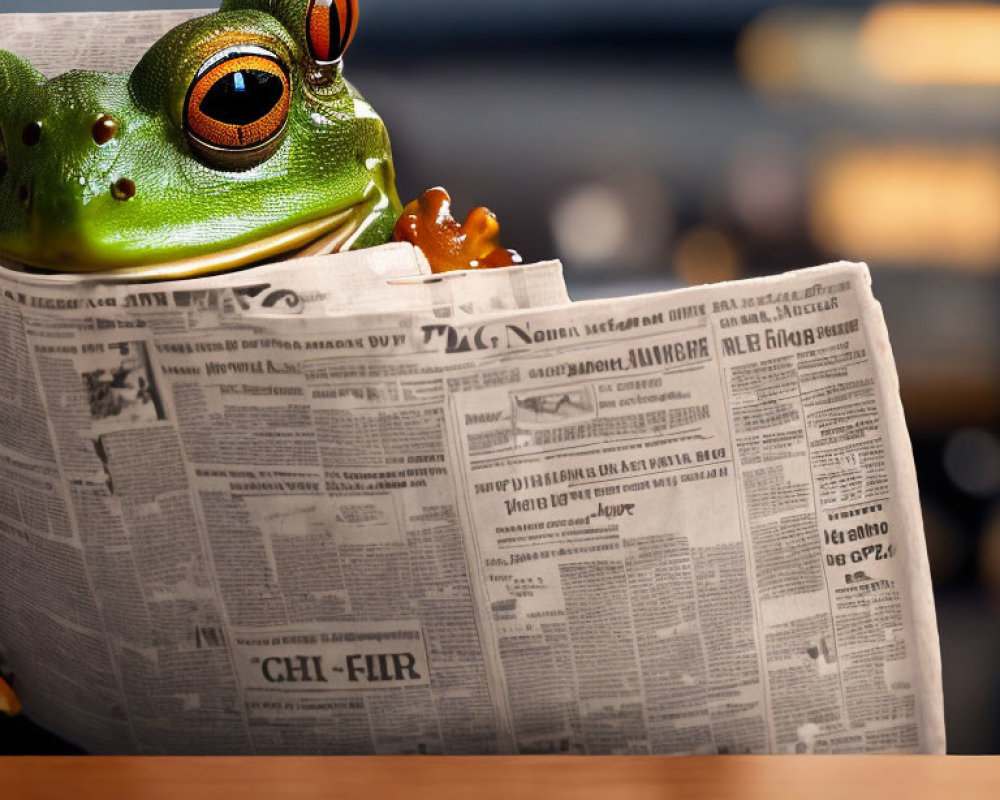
0, 246, 945, 755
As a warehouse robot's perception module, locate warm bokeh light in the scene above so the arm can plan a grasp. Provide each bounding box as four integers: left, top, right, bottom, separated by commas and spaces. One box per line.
737, 11, 802, 91
860, 3, 1000, 86
551, 178, 672, 275
551, 184, 632, 269
740, 3, 1000, 100
673, 226, 742, 286
737, 8, 860, 94
811, 145, 1000, 271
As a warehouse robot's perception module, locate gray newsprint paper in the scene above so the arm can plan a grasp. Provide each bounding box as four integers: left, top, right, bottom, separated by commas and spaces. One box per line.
0, 244, 944, 755
0, 10, 211, 77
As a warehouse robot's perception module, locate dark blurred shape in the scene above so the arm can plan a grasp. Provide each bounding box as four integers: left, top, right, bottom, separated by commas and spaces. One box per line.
728, 136, 802, 239
0, 715, 84, 755
945, 430, 1000, 498
922, 503, 973, 587
935, 591, 1000, 754
980, 504, 1000, 606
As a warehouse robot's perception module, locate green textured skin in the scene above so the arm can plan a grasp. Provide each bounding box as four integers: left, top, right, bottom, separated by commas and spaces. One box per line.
0, 0, 401, 272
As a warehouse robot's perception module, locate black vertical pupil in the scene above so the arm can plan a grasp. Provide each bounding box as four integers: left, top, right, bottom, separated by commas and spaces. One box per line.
200, 69, 284, 126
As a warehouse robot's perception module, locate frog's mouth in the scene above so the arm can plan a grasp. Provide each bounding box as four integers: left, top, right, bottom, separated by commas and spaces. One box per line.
96, 200, 374, 282
0, 196, 381, 283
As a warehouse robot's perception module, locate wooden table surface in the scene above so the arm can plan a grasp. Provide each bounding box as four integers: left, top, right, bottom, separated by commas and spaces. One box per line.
1, 757, 998, 800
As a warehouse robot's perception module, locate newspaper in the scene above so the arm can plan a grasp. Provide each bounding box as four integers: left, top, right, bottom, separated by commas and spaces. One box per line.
0, 10, 210, 77
0, 244, 945, 755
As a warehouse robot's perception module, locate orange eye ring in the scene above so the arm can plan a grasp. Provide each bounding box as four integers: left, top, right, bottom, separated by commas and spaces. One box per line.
184, 46, 291, 170
307, 0, 359, 65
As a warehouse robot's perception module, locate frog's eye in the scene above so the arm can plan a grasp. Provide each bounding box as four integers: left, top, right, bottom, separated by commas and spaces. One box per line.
307, 0, 358, 65
184, 45, 291, 170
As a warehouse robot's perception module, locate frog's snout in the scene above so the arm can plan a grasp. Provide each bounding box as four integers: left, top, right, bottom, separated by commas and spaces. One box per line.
0, 54, 157, 267
2, 112, 136, 211
4, 121, 42, 214
15, 110, 128, 211
0, 97, 144, 269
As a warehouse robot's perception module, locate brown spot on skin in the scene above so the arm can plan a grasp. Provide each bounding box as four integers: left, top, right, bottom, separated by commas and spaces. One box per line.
0, 156, 7, 182
92, 115, 118, 146
111, 177, 136, 201
17, 185, 30, 206
22, 123, 41, 146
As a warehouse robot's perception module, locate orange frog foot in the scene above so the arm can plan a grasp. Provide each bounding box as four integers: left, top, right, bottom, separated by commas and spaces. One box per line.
0, 675, 21, 717
393, 187, 522, 273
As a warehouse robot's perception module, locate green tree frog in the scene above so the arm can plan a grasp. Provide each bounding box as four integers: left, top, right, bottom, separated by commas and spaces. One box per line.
0, 0, 406, 280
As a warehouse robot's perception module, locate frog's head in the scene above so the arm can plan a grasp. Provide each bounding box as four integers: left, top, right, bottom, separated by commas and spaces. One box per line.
0, 0, 401, 279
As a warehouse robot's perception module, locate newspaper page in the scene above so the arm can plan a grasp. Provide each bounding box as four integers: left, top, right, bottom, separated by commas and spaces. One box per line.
439, 265, 943, 756
0, 245, 568, 754
0, 252, 944, 755
0, 10, 211, 77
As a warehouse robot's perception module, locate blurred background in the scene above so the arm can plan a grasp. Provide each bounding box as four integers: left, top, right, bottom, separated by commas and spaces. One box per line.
2, 0, 1000, 754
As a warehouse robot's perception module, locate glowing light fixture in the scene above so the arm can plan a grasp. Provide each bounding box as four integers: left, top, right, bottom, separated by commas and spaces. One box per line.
860, 3, 1000, 85
811, 145, 1000, 272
